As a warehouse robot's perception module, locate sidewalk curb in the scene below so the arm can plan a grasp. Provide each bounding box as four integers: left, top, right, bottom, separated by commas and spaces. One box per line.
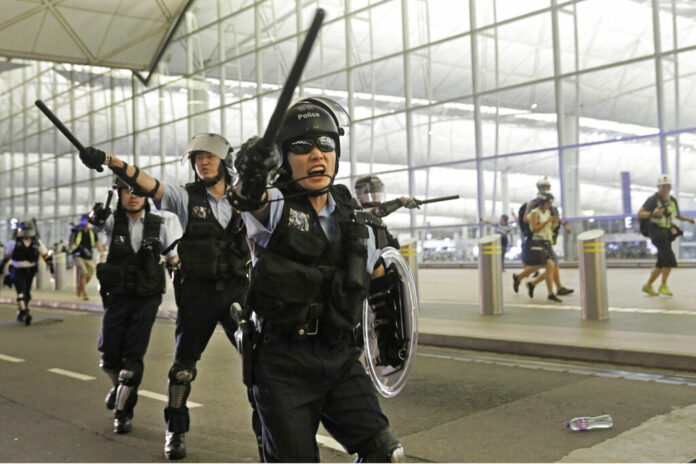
418, 333, 696, 372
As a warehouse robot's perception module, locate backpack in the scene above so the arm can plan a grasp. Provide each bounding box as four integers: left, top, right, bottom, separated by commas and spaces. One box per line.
518, 203, 532, 239
639, 194, 673, 238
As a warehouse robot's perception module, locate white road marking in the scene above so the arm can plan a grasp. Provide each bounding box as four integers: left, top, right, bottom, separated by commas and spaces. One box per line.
47, 368, 96, 381
0, 353, 25, 363
315, 433, 347, 454
138, 389, 202, 408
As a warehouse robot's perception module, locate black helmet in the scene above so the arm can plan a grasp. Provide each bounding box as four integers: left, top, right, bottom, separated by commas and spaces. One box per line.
536, 192, 553, 205
113, 175, 149, 212
276, 97, 349, 180
181, 133, 234, 185
16, 221, 35, 238
354, 175, 385, 207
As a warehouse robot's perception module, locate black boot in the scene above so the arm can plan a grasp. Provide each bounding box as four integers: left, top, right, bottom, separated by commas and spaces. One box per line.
113, 416, 132, 434
164, 432, 186, 460
24, 311, 32, 326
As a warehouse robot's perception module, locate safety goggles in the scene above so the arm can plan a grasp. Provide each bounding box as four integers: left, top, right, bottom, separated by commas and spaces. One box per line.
285, 136, 336, 155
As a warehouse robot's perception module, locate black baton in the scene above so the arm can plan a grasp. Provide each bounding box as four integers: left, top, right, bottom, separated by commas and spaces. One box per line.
258, 8, 325, 153
416, 195, 460, 206
35, 99, 103, 172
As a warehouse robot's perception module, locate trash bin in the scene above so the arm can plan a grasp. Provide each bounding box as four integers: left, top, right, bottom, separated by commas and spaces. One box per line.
53, 252, 67, 291
478, 234, 503, 315
577, 229, 609, 321
400, 237, 418, 295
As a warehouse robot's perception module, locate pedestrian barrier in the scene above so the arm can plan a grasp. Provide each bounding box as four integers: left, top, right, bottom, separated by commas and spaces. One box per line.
478, 234, 503, 315
577, 229, 609, 321
400, 237, 418, 294
53, 252, 67, 291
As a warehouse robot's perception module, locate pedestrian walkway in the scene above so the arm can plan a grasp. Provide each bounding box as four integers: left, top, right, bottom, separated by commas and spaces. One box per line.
3, 268, 696, 372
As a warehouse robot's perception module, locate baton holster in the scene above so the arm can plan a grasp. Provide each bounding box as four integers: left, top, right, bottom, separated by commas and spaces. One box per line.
230, 302, 257, 387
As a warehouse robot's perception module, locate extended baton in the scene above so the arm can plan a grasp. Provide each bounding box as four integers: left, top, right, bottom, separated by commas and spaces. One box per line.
415, 195, 460, 206
258, 8, 325, 153
35, 99, 103, 172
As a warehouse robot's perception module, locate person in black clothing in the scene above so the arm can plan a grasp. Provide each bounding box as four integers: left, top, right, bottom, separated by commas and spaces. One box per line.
90, 177, 182, 434
78, 133, 251, 460
229, 97, 404, 462
638, 174, 694, 296
1, 221, 53, 325
354, 174, 418, 219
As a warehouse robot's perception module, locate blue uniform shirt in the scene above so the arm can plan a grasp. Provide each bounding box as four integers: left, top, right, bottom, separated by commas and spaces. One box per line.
242, 187, 382, 272
160, 183, 234, 231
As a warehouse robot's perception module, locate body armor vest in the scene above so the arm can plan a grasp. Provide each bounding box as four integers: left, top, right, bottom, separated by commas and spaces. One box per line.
96, 209, 166, 296
176, 182, 249, 283
12, 238, 40, 263
247, 184, 370, 331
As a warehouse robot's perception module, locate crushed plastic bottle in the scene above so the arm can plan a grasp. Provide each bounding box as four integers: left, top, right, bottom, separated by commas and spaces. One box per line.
566, 414, 613, 431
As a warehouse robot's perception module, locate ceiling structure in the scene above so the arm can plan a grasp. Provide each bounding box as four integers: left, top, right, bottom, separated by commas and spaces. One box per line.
0, 0, 191, 72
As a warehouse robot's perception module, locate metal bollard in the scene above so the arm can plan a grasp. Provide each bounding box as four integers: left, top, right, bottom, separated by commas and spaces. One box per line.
577, 229, 609, 321
53, 252, 67, 291
35, 260, 51, 290
400, 237, 419, 295
478, 234, 503, 315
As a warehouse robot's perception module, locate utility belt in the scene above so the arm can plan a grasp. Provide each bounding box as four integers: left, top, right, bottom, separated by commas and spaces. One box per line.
260, 314, 357, 346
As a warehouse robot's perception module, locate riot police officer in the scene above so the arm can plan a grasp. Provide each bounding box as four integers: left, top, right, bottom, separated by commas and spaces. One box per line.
354, 174, 419, 219
1, 221, 53, 325
229, 97, 405, 462
89, 177, 182, 434
78, 133, 250, 460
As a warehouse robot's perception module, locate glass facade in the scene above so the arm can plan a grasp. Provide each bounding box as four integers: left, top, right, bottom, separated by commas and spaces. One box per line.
2, 0, 696, 262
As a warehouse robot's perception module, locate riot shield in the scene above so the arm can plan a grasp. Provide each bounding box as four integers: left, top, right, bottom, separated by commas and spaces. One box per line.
362, 246, 418, 398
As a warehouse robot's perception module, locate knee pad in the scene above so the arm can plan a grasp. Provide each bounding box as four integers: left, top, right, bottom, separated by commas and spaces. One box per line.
356, 428, 405, 463
168, 362, 196, 409
100, 361, 120, 385
168, 362, 197, 384
119, 360, 143, 387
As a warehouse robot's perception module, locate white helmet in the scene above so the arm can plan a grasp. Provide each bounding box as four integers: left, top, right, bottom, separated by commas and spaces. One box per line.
657, 174, 672, 186
536, 177, 551, 189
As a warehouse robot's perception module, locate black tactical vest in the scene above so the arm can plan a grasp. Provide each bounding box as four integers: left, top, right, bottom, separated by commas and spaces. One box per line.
247, 184, 371, 331
96, 209, 166, 296
176, 182, 249, 283
12, 238, 40, 263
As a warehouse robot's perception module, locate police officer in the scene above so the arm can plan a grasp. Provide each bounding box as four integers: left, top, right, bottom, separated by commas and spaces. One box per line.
638, 174, 694, 296
78, 133, 249, 460
354, 174, 418, 219
229, 97, 405, 462
0, 221, 53, 325
88, 177, 182, 434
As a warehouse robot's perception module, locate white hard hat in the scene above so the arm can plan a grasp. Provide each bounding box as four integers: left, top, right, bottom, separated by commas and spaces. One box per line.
536, 177, 551, 188
657, 174, 672, 186
180, 133, 231, 165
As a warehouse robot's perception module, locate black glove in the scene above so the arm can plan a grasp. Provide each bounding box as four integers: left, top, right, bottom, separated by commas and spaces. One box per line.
234, 136, 277, 200
45, 257, 55, 274
88, 202, 111, 226
80, 147, 106, 172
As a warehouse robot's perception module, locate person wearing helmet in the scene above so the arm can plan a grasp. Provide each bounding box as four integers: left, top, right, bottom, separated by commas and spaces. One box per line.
87, 177, 182, 435
78, 134, 251, 460
0, 221, 53, 325
70, 214, 101, 300
637, 174, 694, 296
228, 97, 405, 463
354, 174, 419, 218
515, 178, 573, 297
511, 193, 564, 301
